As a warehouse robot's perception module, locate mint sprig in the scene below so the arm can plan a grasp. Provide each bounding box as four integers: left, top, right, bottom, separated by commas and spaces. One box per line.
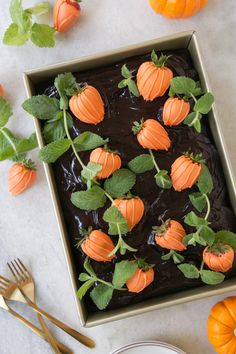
118, 65, 140, 97
77, 258, 138, 310
73, 132, 108, 152
3, 0, 55, 48
128, 154, 154, 173
169, 76, 214, 133
178, 263, 225, 285
104, 169, 136, 198
71, 186, 106, 211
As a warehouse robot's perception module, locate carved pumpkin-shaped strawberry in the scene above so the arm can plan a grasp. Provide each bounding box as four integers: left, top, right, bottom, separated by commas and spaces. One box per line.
132, 118, 171, 151
154, 219, 186, 251
69, 85, 105, 124
171, 154, 202, 192
113, 197, 145, 231
163, 97, 190, 126
203, 244, 234, 273
126, 259, 154, 293
8, 160, 37, 196
149, 0, 208, 19
54, 0, 81, 33
137, 51, 173, 101
80, 229, 115, 262
89, 147, 121, 179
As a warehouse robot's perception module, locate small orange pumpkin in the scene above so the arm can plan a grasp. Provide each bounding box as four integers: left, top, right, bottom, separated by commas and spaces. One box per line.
89, 147, 121, 179
54, 0, 81, 32
8, 160, 37, 196
203, 244, 234, 273
0, 84, 4, 96
81, 229, 115, 262
69, 85, 105, 124
171, 154, 202, 192
163, 97, 190, 126
137, 51, 173, 101
208, 296, 236, 354
154, 219, 186, 251
126, 260, 154, 293
113, 197, 145, 231
132, 118, 171, 151
149, 0, 208, 19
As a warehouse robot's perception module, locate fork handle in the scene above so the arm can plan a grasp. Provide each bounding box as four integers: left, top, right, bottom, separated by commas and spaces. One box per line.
7, 307, 73, 354
37, 313, 62, 354
28, 301, 95, 348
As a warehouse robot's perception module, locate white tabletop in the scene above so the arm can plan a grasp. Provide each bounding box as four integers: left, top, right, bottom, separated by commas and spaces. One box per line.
0, 1, 236, 353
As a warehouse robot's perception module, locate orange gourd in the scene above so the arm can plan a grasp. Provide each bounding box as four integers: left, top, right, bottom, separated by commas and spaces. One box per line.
113, 197, 145, 231
69, 85, 105, 124
154, 219, 186, 251
81, 229, 115, 262
137, 52, 173, 101
8, 160, 37, 196
126, 260, 154, 293
171, 154, 202, 191
208, 296, 236, 354
203, 244, 234, 273
132, 118, 171, 151
54, 0, 81, 32
0, 84, 4, 96
149, 0, 208, 19
89, 147, 121, 179
163, 97, 190, 126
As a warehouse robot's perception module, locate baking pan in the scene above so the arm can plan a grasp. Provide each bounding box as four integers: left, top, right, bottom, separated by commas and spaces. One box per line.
23, 30, 236, 327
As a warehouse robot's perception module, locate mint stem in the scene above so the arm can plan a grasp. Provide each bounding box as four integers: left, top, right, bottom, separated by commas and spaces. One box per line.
204, 194, 211, 220
200, 260, 204, 272
63, 109, 85, 168
190, 93, 198, 104
149, 149, 160, 173
0, 128, 17, 154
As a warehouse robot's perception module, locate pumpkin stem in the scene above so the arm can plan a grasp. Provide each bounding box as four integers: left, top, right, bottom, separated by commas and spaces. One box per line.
206, 243, 232, 255
132, 118, 145, 135
103, 144, 120, 155
134, 256, 154, 271
21, 159, 37, 171
151, 51, 171, 68
183, 151, 205, 164
75, 226, 93, 248
152, 219, 171, 236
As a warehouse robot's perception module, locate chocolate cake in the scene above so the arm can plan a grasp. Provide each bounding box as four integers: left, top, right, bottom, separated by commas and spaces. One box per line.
35, 48, 236, 312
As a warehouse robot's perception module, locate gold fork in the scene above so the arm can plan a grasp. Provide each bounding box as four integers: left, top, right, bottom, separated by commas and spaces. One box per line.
0, 293, 72, 354
6, 259, 95, 348
6, 261, 62, 354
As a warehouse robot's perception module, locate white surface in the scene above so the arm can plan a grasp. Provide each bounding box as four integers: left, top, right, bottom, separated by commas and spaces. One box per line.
111, 341, 186, 354
0, 1, 236, 353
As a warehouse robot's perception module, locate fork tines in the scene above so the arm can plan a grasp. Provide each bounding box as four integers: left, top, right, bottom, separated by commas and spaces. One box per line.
7, 258, 31, 283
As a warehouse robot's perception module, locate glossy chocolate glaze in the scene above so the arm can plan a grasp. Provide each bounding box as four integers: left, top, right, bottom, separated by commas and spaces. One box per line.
36, 49, 236, 312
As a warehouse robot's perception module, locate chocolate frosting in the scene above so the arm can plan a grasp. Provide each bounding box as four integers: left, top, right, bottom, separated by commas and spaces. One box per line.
36, 49, 236, 313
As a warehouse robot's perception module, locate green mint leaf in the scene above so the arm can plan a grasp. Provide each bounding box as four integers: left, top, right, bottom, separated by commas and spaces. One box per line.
74, 132, 108, 152
193, 119, 202, 133
184, 211, 209, 227
25, 2, 49, 16
128, 154, 154, 174
182, 233, 197, 246
127, 79, 140, 97
3, 23, 29, 46
197, 164, 213, 195
103, 206, 129, 235
71, 186, 106, 211
43, 120, 64, 143
172, 252, 184, 264
90, 284, 113, 310
10, 0, 32, 33
112, 260, 138, 289
79, 273, 91, 282
200, 270, 225, 285
199, 226, 215, 246
81, 162, 102, 181
0, 128, 18, 161
170, 76, 196, 96
55, 72, 78, 109
192, 86, 203, 97
155, 170, 172, 189
215, 231, 236, 251
189, 192, 207, 212
184, 111, 202, 130
84, 257, 96, 276
31, 23, 55, 48
0, 97, 13, 127
77, 279, 94, 300
22, 95, 60, 120
194, 93, 214, 114
38, 138, 71, 163
15, 133, 38, 155
118, 79, 127, 89
104, 169, 136, 198
121, 64, 132, 79
178, 264, 199, 279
